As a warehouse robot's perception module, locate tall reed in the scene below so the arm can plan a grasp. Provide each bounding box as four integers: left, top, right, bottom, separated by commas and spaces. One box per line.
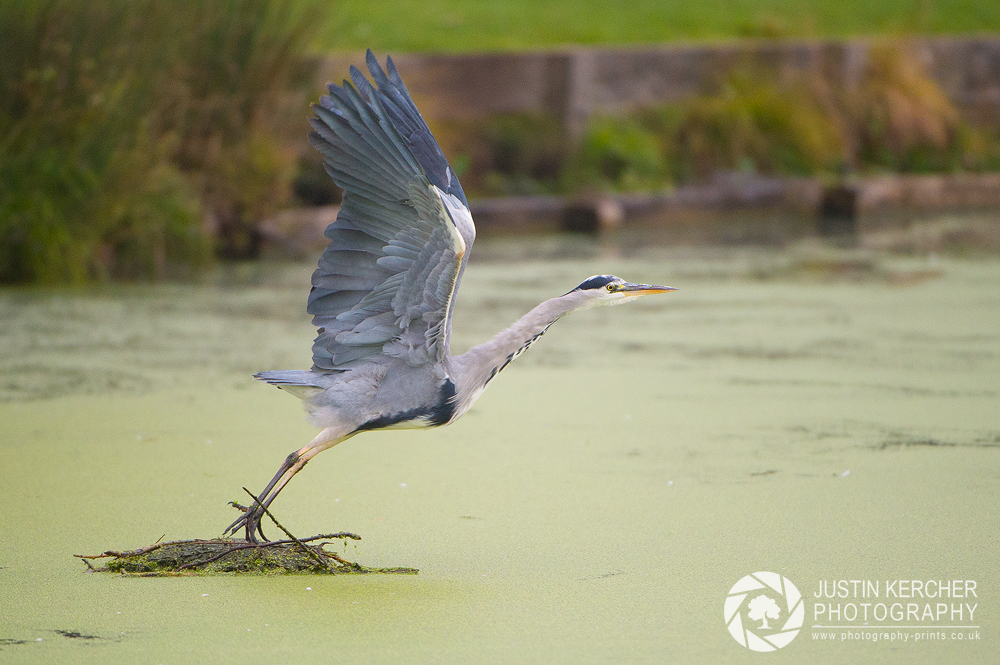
0, 0, 324, 283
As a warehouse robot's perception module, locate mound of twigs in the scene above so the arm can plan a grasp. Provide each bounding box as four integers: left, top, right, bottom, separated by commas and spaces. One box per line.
75, 534, 418, 576
75, 489, 418, 576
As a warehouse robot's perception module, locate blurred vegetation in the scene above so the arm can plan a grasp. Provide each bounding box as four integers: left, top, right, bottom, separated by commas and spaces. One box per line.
4, 0, 1000, 284
667, 72, 845, 180
569, 117, 669, 192
0, 0, 323, 284
438, 113, 568, 196
566, 67, 849, 191
158, 0, 322, 260
453, 42, 1000, 196
849, 44, 1000, 173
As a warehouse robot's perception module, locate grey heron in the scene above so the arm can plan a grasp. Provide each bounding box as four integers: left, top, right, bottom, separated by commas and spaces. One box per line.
226, 52, 676, 542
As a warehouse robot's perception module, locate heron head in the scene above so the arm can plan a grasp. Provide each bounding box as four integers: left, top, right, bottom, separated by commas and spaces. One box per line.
569, 275, 677, 308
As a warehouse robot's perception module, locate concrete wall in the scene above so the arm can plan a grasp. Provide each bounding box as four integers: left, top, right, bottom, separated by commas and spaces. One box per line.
321, 37, 1000, 136
301, 42, 1000, 246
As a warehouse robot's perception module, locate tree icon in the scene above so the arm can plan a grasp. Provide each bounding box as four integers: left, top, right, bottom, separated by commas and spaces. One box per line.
747, 594, 781, 630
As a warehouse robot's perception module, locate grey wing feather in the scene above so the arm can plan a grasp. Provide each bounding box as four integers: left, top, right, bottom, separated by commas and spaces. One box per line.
307, 51, 476, 372
366, 53, 470, 206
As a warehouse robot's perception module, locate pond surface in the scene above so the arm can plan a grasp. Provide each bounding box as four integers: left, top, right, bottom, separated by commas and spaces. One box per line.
1, 237, 997, 663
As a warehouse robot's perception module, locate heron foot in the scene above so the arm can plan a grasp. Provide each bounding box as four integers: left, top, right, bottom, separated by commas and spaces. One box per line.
225, 500, 269, 543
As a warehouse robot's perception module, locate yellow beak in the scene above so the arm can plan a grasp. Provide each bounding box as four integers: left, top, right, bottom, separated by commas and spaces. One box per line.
619, 283, 678, 296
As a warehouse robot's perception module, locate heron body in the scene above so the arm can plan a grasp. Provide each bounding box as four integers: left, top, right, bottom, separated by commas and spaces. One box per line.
227, 52, 676, 542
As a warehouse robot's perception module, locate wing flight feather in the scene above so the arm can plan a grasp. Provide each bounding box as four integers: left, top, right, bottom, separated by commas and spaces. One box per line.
307, 52, 476, 372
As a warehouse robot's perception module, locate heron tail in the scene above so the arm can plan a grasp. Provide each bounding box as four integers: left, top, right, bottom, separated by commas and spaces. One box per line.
253, 370, 328, 400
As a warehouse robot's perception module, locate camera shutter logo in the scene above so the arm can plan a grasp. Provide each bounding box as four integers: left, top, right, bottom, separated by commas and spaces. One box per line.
724, 572, 804, 651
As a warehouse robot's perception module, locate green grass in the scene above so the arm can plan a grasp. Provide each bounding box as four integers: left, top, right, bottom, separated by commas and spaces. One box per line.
323, 0, 1000, 52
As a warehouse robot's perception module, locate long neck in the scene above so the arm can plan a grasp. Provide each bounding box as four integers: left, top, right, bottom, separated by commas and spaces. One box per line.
449, 290, 589, 416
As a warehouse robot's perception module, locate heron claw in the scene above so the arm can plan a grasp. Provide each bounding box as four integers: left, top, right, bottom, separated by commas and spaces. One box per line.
224, 502, 269, 543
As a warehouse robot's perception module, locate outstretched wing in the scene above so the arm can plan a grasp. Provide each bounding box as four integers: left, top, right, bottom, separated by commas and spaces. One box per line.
307, 51, 476, 372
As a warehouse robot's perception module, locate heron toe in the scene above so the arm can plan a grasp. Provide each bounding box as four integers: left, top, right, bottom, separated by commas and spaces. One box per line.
225, 506, 269, 543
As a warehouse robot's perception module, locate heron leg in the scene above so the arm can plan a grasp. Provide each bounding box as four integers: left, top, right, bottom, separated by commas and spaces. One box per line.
224, 428, 351, 543
226, 451, 303, 542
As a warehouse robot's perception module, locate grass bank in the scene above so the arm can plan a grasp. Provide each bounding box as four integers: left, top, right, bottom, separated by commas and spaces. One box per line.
327, 0, 1000, 52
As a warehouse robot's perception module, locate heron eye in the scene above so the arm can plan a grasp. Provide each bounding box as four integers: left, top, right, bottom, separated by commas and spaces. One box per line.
606, 284, 615, 292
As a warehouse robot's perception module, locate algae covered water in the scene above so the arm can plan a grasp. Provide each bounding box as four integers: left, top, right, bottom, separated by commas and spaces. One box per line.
1, 238, 997, 663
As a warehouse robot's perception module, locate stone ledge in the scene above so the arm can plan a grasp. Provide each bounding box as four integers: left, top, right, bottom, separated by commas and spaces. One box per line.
260, 172, 1000, 254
